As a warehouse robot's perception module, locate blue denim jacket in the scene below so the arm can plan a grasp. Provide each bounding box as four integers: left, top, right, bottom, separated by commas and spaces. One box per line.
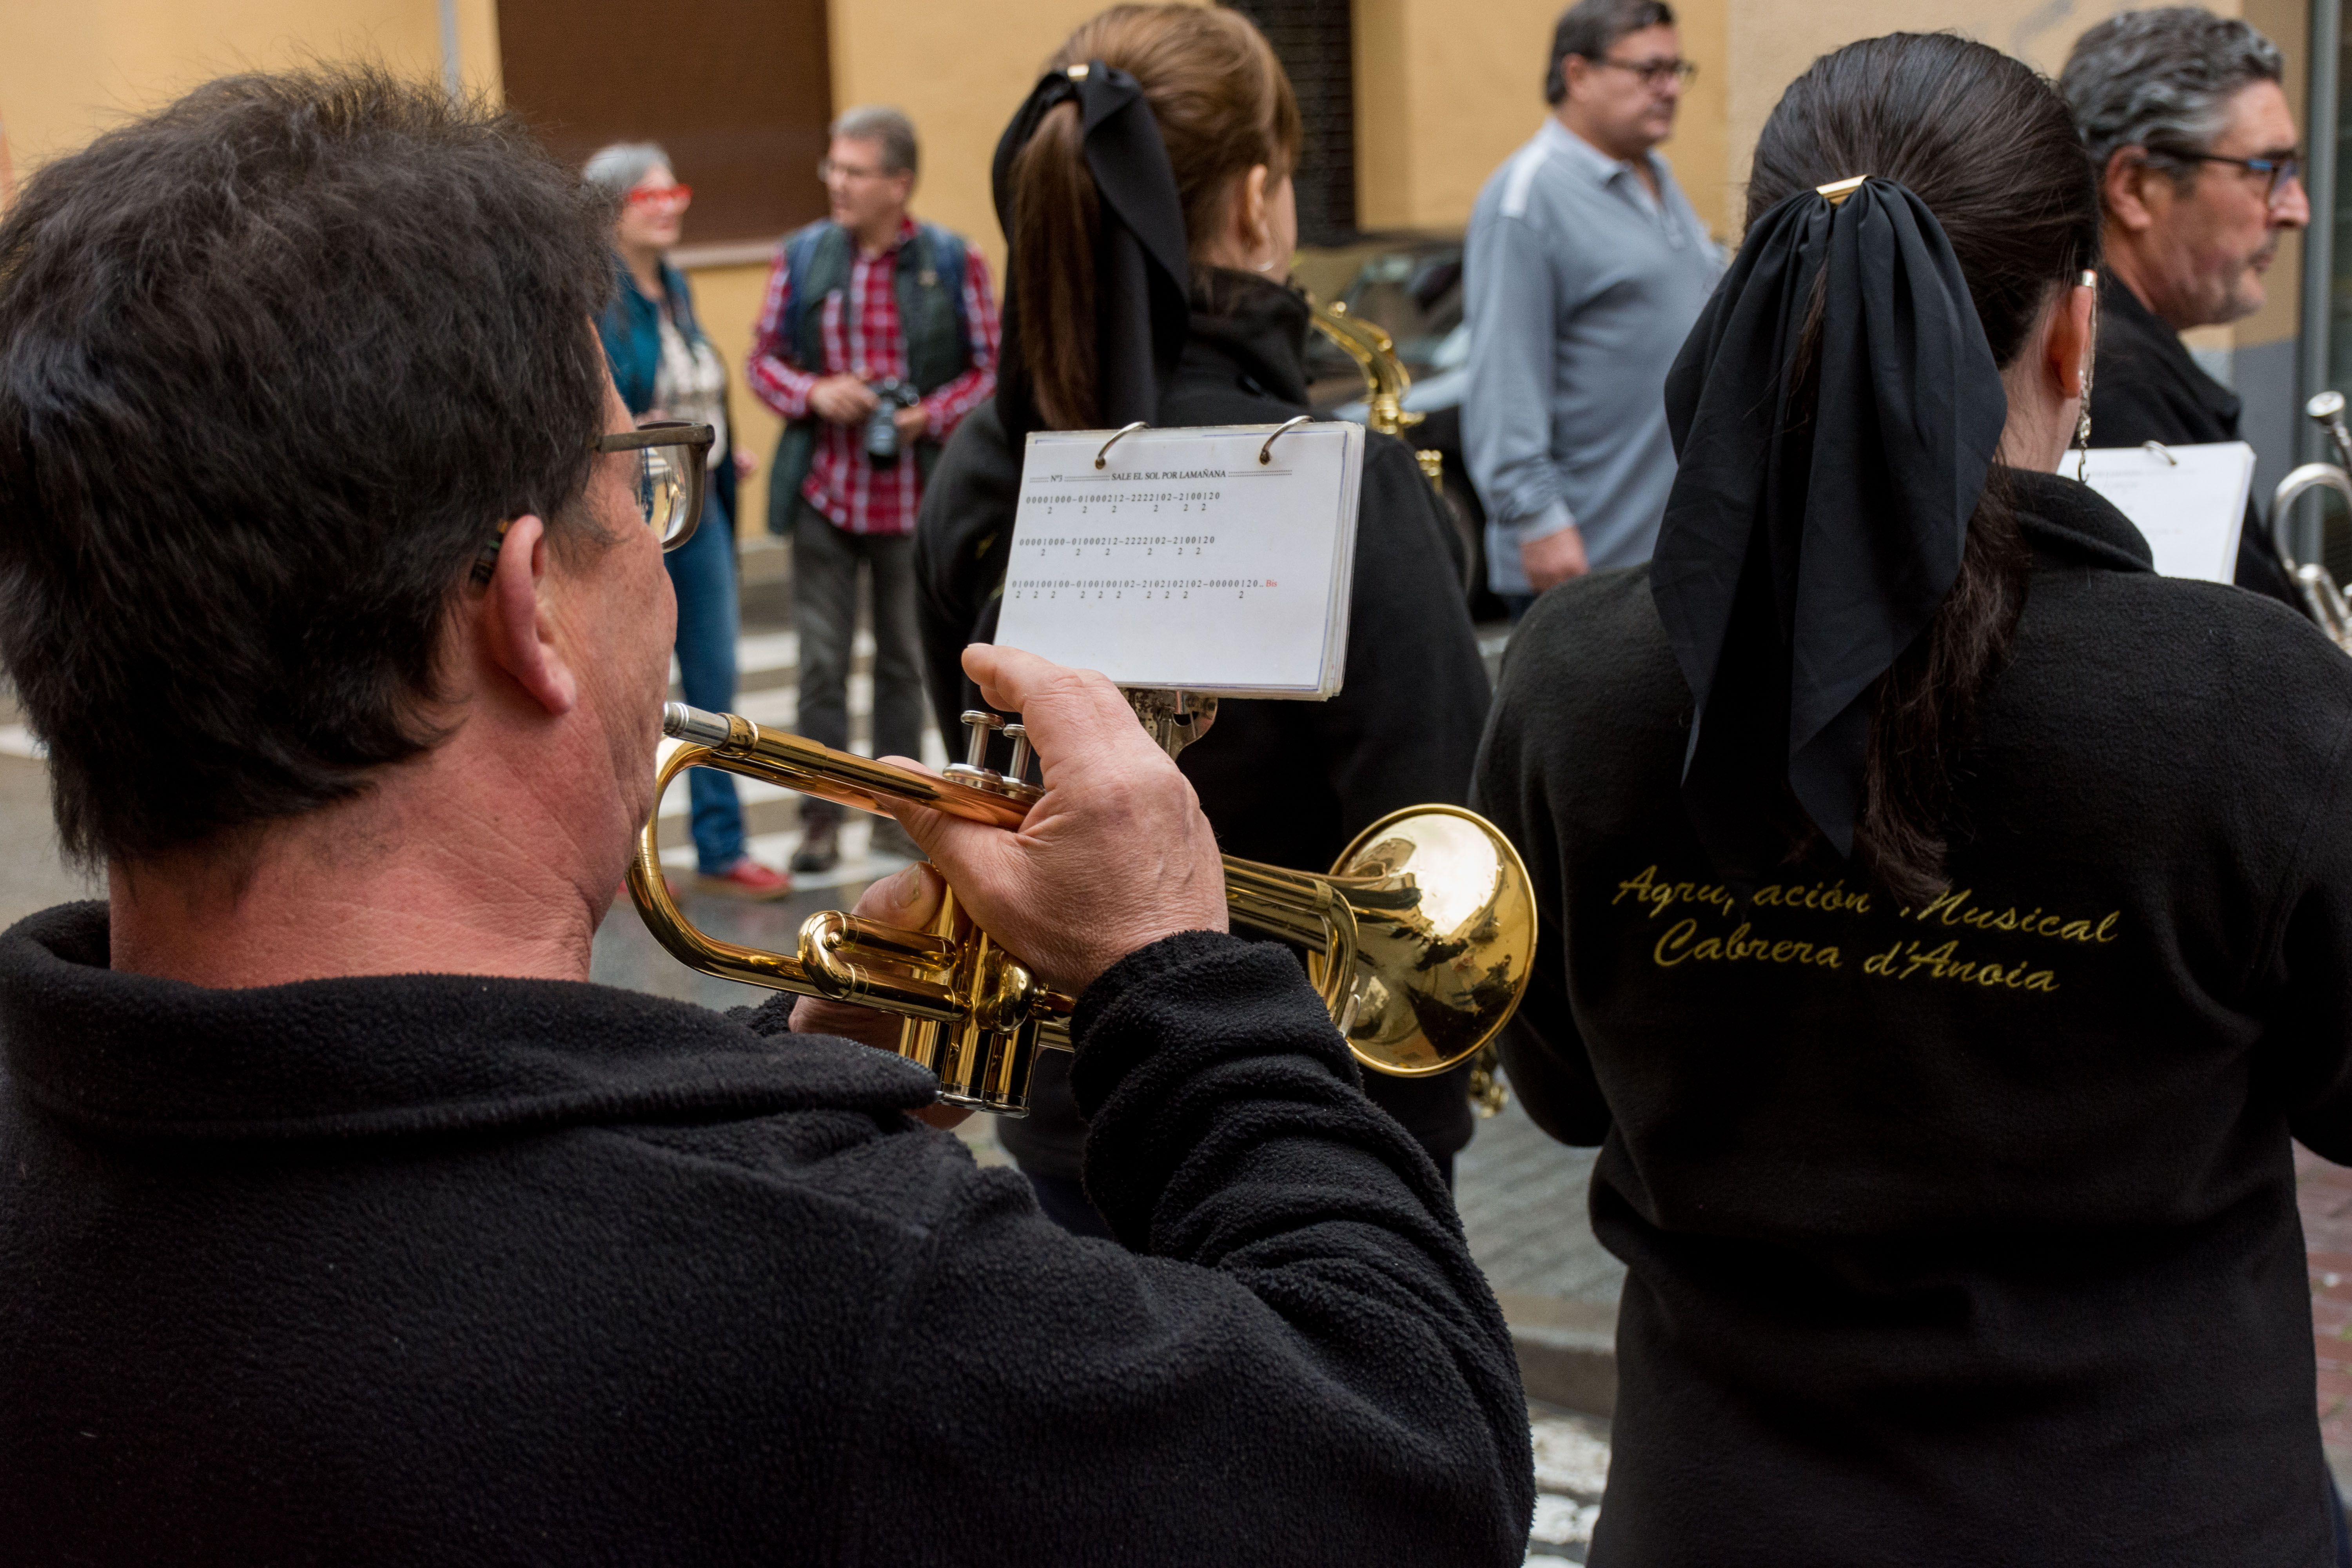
595, 253, 737, 528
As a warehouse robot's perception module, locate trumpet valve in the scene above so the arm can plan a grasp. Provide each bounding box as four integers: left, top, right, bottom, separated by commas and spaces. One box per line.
946, 709, 1007, 787
1003, 723, 1034, 785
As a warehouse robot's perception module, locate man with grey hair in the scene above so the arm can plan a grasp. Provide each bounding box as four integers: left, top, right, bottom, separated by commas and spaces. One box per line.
1462, 0, 1719, 615
748, 106, 998, 872
2060, 7, 2308, 609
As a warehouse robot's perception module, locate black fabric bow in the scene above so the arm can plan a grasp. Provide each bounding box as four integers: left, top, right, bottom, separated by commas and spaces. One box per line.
1651, 176, 2007, 874
990, 64, 1192, 441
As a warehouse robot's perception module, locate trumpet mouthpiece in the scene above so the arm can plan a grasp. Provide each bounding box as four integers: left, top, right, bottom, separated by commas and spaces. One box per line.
662, 702, 733, 748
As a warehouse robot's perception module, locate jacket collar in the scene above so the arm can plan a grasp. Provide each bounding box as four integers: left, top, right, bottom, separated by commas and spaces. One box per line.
2007, 465, 2156, 574
0, 903, 937, 1142
2098, 269, 2240, 427
1179, 270, 1312, 407
1541, 116, 1668, 197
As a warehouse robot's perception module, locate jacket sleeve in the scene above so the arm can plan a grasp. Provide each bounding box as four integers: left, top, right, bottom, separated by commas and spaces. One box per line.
1314, 436, 1492, 823
2263, 719, 2352, 1160
912, 401, 1019, 741
844, 932, 1534, 1564
1470, 623, 1613, 1147
1462, 205, 1576, 547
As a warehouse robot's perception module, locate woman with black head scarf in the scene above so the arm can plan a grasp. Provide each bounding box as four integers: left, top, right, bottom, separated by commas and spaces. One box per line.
916, 4, 1492, 1233
1475, 31, 2352, 1565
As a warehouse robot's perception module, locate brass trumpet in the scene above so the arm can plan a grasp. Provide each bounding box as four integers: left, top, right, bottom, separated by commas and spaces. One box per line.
2270, 391, 2352, 652
628, 702, 1537, 1116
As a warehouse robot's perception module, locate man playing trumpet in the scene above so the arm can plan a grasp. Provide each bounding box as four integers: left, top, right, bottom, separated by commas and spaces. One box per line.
0, 70, 1530, 1564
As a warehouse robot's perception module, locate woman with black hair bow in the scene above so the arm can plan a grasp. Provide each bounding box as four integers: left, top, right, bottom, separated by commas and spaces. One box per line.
916, 4, 1492, 1233
1476, 31, 2352, 1566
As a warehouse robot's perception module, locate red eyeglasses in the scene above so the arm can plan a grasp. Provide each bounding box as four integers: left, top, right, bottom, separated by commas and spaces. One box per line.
626, 183, 693, 209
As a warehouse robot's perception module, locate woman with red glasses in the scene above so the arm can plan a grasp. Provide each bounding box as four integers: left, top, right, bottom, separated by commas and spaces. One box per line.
585, 143, 789, 900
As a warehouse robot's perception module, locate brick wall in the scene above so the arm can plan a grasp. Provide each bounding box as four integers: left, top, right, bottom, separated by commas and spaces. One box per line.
1222, 0, 1357, 244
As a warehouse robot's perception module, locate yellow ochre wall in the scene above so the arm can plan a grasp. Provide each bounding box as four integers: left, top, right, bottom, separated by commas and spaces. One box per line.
1, 0, 500, 173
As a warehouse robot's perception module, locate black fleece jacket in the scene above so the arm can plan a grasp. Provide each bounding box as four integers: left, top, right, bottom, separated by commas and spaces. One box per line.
2091, 269, 2301, 612
916, 272, 1493, 1179
0, 909, 1531, 1566
1473, 468, 2352, 1566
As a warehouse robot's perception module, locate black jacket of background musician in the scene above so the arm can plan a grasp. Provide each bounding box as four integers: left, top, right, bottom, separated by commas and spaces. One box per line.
1473, 468, 2352, 1566
2091, 268, 2301, 612
915, 271, 1494, 1181
0, 909, 1532, 1565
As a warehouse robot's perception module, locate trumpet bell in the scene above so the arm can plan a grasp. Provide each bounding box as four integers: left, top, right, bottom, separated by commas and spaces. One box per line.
1306, 806, 1537, 1077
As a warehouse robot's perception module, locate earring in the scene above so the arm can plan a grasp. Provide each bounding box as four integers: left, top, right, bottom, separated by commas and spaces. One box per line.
2073, 269, 2098, 483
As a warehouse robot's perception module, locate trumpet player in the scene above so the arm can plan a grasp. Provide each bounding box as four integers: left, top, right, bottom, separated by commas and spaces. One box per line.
0, 71, 1532, 1564
1476, 32, 2352, 1564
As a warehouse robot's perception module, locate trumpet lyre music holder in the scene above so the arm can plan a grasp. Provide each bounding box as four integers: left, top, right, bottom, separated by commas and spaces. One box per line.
629, 692, 1537, 1118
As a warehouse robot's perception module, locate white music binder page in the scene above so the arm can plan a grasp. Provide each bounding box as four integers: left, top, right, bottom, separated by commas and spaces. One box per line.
2076, 440, 2254, 583
993, 422, 1366, 697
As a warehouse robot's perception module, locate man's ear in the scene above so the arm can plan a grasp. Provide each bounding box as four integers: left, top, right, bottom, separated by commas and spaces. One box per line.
481, 514, 578, 717
2102, 147, 2160, 235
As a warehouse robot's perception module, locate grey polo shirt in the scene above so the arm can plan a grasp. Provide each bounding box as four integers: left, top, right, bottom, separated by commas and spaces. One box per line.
1463, 118, 1720, 593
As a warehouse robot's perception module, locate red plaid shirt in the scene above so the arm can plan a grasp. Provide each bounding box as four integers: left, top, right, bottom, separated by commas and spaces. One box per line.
746, 216, 1000, 536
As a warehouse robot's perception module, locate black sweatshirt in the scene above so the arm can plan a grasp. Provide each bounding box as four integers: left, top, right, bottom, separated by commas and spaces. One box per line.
2091, 269, 2301, 612
1473, 468, 2352, 1566
0, 907, 1531, 1565
916, 272, 1494, 1178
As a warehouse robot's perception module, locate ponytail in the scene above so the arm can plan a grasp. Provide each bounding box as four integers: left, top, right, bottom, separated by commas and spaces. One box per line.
998, 5, 1301, 433
1008, 102, 1101, 430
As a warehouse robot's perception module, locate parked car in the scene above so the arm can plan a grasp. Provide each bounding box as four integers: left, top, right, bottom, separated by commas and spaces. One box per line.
1294, 234, 1501, 621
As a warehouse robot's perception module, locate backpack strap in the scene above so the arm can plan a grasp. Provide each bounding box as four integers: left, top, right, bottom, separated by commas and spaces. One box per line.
923, 222, 971, 365
778, 221, 849, 376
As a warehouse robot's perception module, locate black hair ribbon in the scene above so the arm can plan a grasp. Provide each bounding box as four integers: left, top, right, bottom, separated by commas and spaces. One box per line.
1650, 176, 2008, 875
990, 63, 1192, 441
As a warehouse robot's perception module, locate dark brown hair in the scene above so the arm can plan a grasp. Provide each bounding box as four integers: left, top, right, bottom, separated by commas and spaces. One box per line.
1748, 33, 2100, 900
0, 67, 611, 865
1008, 4, 1303, 430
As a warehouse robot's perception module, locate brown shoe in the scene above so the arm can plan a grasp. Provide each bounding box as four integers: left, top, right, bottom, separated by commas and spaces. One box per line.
694, 857, 793, 901
790, 816, 841, 874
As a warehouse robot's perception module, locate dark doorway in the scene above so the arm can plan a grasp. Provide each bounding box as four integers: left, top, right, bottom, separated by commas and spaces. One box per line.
1222, 0, 1358, 245
497, 0, 833, 244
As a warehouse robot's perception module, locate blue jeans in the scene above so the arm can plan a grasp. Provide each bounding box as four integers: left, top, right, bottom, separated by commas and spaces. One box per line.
664, 494, 745, 875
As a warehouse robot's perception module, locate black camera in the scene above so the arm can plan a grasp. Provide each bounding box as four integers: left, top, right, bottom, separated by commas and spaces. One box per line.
862, 377, 922, 467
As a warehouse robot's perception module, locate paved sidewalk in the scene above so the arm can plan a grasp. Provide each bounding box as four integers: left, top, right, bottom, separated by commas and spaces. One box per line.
2298, 1146, 2352, 1486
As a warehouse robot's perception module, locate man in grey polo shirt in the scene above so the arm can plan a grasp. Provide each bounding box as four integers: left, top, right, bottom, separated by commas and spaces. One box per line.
1465, 0, 1720, 612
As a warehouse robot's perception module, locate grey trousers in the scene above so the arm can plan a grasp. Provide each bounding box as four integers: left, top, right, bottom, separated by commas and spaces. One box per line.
793, 501, 927, 825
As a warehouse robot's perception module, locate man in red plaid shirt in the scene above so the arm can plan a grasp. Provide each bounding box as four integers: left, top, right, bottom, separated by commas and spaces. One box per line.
747, 105, 999, 873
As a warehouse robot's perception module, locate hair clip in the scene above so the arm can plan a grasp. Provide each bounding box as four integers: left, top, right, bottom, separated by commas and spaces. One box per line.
1065, 64, 1090, 80
1816, 175, 1868, 207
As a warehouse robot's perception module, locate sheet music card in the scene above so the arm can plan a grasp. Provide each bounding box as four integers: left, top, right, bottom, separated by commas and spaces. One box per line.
994, 423, 1366, 697
2075, 440, 2254, 584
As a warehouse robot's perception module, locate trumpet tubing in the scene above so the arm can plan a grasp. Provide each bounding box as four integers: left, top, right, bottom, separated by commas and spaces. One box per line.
629, 704, 1537, 1114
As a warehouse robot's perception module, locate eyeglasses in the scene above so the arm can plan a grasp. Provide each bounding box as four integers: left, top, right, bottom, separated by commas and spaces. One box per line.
603, 420, 712, 549
468, 421, 712, 588
817, 156, 895, 183
625, 183, 693, 210
2159, 149, 2302, 206
1588, 55, 1699, 88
